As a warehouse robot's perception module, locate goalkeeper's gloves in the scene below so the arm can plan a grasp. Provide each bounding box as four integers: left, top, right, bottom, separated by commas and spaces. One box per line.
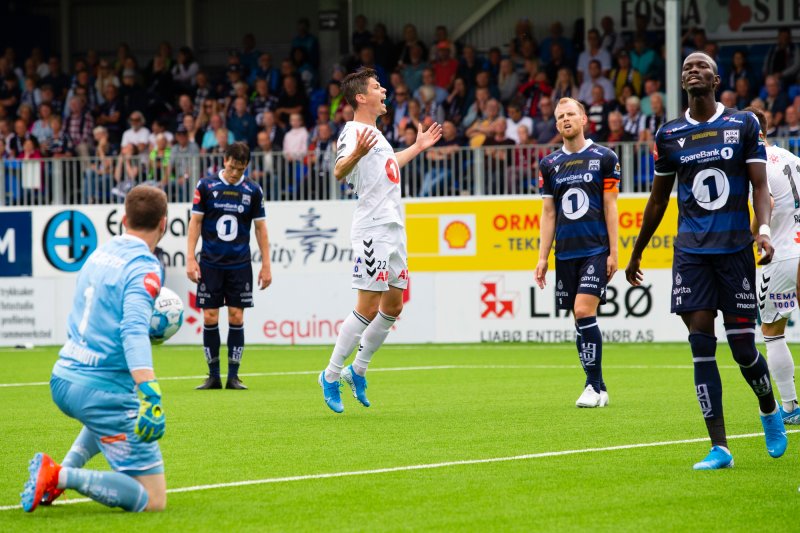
135, 380, 165, 442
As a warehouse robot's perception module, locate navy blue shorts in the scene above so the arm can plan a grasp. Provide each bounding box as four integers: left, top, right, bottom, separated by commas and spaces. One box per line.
554, 253, 608, 310
197, 263, 254, 309
671, 246, 756, 318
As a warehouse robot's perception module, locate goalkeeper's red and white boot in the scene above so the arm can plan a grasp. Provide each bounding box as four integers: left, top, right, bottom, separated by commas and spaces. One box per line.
21, 453, 61, 512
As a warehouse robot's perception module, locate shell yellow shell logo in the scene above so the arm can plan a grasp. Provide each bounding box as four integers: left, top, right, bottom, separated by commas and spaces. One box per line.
443, 220, 471, 249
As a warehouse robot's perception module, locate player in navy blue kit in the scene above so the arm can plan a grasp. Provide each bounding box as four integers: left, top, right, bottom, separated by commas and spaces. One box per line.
536, 97, 620, 408
187, 142, 272, 390
625, 52, 786, 469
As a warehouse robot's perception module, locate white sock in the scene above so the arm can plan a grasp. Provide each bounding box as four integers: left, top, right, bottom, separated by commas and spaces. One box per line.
764, 334, 797, 408
353, 311, 397, 376
325, 311, 370, 382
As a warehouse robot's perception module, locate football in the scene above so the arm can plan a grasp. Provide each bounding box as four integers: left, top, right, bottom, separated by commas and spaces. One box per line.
149, 286, 184, 344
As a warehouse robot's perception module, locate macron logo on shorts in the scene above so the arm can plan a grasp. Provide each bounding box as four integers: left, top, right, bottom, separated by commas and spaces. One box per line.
144, 272, 161, 299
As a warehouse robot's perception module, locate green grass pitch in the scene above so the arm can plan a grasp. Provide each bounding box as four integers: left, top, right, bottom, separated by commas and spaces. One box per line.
0, 343, 797, 531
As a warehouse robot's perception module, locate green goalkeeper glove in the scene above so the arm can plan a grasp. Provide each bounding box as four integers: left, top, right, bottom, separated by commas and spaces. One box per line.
135, 380, 165, 442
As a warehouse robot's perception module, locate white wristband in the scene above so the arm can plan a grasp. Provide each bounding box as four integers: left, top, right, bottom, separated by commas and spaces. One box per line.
758, 224, 771, 238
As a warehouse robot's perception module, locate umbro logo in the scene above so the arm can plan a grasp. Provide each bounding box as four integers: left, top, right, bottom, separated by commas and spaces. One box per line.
677, 138, 686, 147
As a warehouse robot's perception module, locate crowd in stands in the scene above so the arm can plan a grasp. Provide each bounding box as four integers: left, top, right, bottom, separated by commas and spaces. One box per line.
3, 14, 800, 202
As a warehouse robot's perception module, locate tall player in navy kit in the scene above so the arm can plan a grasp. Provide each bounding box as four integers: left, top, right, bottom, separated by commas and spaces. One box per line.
536, 97, 620, 408
187, 142, 272, 390
625, 52, 786, 469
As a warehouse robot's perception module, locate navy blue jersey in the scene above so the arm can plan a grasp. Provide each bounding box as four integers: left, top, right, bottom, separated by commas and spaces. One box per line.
654, 103, 766, 254
192, 171, 266, 268
539, 140, 621, 260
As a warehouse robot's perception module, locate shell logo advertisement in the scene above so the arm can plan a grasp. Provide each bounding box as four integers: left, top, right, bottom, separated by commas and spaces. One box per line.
405, 195, 680, 272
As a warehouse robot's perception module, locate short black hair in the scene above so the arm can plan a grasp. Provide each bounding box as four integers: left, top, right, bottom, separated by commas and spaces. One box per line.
224, 141, 251, 165
341, 68, 377, 110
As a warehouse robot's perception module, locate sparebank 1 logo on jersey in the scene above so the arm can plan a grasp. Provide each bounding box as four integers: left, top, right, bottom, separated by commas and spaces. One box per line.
43, 211, 98, 272
480, 276, 517, 318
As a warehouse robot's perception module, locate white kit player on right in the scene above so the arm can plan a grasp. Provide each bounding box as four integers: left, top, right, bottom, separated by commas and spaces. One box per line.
318, 68, 442, 413
752, 107, 800, 424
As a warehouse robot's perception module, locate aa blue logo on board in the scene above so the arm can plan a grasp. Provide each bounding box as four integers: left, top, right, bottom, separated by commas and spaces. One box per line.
43, 211, 97, 272
0, 212, 33, 277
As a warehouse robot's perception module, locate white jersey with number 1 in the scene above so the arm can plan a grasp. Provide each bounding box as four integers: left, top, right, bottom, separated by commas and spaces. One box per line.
336, 121, 403, 231
766, 144, 800, 261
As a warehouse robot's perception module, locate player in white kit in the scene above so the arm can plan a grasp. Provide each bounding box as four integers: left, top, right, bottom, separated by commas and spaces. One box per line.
319, 68, 442, 413
748, 107, 800, 424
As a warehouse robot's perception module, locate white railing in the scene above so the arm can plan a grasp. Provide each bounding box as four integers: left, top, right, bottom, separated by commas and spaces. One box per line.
3, 139, 798, 206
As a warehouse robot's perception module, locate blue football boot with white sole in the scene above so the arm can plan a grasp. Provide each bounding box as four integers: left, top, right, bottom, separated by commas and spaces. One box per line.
693, 446, 734, 470
761, 404, 788, 458
341, 365, 370, 407
318, 371, 344, 413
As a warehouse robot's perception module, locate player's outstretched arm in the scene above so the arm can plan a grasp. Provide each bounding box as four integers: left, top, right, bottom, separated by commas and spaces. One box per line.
535, 197, 556, 289
748, 161, 774, 265
396, 122, 443, 168
186, 213, 203, 283
254, 219, 272, 289
604, 187, 620, 280
334, 127, 378, 181
624, 172, 675, 286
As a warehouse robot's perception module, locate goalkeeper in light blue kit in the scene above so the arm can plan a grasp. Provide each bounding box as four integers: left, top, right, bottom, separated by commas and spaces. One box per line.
21, 185, 169, 513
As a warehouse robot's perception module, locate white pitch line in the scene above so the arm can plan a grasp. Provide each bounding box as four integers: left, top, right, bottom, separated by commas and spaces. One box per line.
0, 364, 767, 389
2, 429, 797, 512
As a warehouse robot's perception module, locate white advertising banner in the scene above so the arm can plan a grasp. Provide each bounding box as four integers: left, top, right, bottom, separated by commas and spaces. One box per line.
0, 278, 59, 346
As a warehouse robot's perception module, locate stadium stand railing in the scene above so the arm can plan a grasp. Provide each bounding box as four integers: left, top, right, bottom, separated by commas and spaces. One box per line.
3, 139, 799, 206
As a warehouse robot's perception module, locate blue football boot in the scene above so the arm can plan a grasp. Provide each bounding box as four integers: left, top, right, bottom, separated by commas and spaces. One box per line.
341, 365, 370, 407
761, 403, 788, 458
693, 446, 734, 470
318, 371, 344, 413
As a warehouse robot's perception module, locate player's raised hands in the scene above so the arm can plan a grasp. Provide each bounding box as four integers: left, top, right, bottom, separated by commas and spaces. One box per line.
416, 122, 443, 151
354, 127, 379, 158
534, 258, 548, 289
756, 234, 774, 265
624, 255, 644, 286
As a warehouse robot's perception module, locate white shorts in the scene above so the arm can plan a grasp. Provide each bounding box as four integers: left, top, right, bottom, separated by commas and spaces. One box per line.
351, 223, 409, 291
758, 258, 800, 323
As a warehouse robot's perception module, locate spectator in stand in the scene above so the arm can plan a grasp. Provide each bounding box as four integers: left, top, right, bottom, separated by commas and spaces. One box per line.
512, 38, 538, 81
219, 64, 244, 111
505, 102, 533, 144
497, 59, 521, 105
378, 108, 398, 147
433, 41, 459, 90
148, 119, 174, 149
64, 96, 94, 156
509, 18, 536, 61
599, 16, 624, 56
83, 126, 117, 203
779, 104, 800, 137
31, 48, 49, 79
7, 118, 32, 156
444, 77, 468, 127
352, 14, 372, 54
578, 59, 615, 105
226, 82, 250, 118
414, 68, 448, 105
724, 49, 754, 93
735, 77, 752, 109
46, 115, 73, 158
170, 124, 199, 200
41, 56, 70, 99
175, 94, 196, 127
518, 60, 553, 119
292, 17, 320, 69
533, 96, 559, 144
292, 46, 318, 96
17, 104, 34, 130
148, 133, 172, 189
764, 74, 790, 127
182, 114, 200, 145
248, 53, 280, 94
39, 85, 63, 118
539, 22, 574, 65
145, 56, 174, 117
486, 47, 504, 84
112, 43, 131, 77
307, 121, 335, 199
20, 77, 41, 111
369, 23, 394, 73
551, 66, 579, 102
543, 42, 573, 87
250, 78, 277, 126
638, 92, 665, 141
95, 59, 120, 100
196, 98, 217, 134
418, 85, 445, 125
630, 35, 657, 80
193, 71, 216, 110
355, 46, 387, 89
97, 84, 123, 146
457, 45, 482, 91
238, 33, 260, 76
17, 137, 44, 202
763, 28, 800, 87
680, 27, 707, 57
609, 50, 642, 100
703, 41, 725, 83
600, 110, 634, 144
398, 98, 423, 135
639, 77, 664, 115
388, 83, 411, 137
325, 79, 345, 119
112, 143, 141, 201
252, 129, 277, 199
201, 113, 234, 152
483, 118, 515, 193
172, 47, 199, 92
0, 73, 20, 116
32, 103, 54, 147
622, 95, 642, 139
586, 84, 612, 140
421, 120, 465, 197
720, 90, 737, 109
466, 98, 502, 148
261, 110, 284, 151
119, 68, 147, 119
121, 111, 150, 153
577, 28, 612, 84
275, 75, 308, 128
396, 23, 427, 68
282, 112, 309, 189
227, 96, 257, 147
402, 44, 428, 95
310, 103, 337, 143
